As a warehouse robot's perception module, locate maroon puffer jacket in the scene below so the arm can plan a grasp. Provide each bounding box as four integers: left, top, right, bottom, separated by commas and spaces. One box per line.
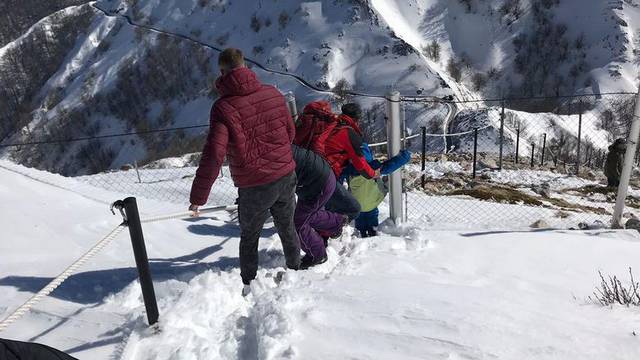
190, 67, 296, 205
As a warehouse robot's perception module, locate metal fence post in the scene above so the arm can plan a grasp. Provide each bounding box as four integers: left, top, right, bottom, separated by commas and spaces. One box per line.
472, 128, 478, 178
576, 101, 583, 175
499, 101, 505, 170
134, 161, 142, 183
530, 143, 535, 168
613, 87, 640, 228
541, 133, 547, 166
286, 92, 298, 123
386, 91, 403, 224
515, 125, 520, 164
120, 197, 159, 326
421, 126, 427, 189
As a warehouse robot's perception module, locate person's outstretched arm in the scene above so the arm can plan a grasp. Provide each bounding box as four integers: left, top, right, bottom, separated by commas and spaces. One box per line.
190, 107, 229, 208
381, 150, 412, 175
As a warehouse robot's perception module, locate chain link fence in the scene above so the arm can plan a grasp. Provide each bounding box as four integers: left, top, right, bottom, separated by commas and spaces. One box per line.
0, 130, 237, 208
401, 93, 640, 229
1, 92, 638, 229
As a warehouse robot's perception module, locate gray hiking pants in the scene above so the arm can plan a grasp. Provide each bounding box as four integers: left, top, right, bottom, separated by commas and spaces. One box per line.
238, 172, 300, 285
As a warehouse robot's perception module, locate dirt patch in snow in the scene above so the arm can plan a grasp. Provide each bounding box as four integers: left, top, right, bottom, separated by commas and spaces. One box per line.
449, 185, 543, 206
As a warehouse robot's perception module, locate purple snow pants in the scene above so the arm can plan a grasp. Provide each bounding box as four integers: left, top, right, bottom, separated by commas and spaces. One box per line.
294, 174, 344, 260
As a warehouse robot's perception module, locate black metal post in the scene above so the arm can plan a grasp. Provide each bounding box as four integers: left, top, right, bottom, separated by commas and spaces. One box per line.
530, 143, 536, 168
499, 101, 505, 170
576, 101, 583, 175
600, 151, 604, 168
421, 126, 427, 189
472, 128, 478, 178
515, 126, 520, 164
122, 197, 159, 326
541, 133, 547, 166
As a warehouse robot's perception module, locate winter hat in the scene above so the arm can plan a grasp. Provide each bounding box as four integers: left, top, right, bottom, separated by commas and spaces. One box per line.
341, 103, 363, 120
612, 138, 627, 151
614, 138, 626, 146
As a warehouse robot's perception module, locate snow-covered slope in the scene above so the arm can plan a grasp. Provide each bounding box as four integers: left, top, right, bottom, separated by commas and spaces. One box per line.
1, 162, 639, 359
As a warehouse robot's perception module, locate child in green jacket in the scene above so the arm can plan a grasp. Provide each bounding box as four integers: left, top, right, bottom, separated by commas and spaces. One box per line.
343, 144, 411, 237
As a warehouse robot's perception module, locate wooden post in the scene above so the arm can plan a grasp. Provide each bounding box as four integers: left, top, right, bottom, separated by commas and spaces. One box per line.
472, 128, 478, 178
541, 133, 547, 166
530, 143, 536, 168
515, 125, 520, 164
499, 101, 505, 170
576, 101, 583, 175
421, 126, 427, 189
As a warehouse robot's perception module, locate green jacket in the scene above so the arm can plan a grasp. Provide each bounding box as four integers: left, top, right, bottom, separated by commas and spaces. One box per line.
349, 176, 388, 212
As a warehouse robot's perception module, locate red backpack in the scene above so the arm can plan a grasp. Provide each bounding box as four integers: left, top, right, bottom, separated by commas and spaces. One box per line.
294, 101, 339, 157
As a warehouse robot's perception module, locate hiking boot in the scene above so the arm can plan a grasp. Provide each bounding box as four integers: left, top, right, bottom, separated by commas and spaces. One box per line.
300, 254, 328, 270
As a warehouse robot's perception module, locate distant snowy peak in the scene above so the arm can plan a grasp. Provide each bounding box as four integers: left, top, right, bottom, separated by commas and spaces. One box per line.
369, 0, 640, 98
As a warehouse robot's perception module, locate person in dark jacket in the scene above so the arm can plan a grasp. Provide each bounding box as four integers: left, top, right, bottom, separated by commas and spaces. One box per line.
0, 338, 77, 360
189, 48, 300, 288
604, 138, 626, 187
291, 145, 346, 269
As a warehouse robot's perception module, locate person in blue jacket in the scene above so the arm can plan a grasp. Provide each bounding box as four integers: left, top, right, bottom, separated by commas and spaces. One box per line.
342, 143, 411, 237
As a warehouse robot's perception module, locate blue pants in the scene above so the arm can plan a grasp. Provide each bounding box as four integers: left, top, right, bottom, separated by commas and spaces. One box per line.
355, 208, 379, 237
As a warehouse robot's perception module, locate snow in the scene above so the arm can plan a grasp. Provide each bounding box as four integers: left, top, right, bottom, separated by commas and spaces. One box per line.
489, 169, 598, 190
111, 227, 640, 360
406, 161, 464, 179
1, 161, 640, 359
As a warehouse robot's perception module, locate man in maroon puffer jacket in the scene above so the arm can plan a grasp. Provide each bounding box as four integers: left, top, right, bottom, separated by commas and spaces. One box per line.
189, 48, 300, 288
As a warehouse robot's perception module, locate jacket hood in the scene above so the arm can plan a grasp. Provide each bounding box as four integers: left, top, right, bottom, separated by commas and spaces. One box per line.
338, 114, 363, 135
215, 67, 262, 97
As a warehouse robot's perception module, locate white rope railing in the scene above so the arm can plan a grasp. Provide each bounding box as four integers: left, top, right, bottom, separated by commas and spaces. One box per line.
0, 204, 237, 333
368, 124, 493, 148
139, 205, 237, 224
0, 224, 126, 332
369, 133, 421, 148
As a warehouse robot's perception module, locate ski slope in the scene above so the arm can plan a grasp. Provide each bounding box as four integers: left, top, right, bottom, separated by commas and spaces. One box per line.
1, 161, 639, 359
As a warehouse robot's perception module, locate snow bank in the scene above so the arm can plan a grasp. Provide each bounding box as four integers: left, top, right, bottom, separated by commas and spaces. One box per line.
406, 161, 464, 179
489, 169, 599, 190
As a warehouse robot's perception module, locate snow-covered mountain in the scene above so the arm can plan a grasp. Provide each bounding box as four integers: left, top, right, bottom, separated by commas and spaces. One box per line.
1, 0, 639, 174
374, 0, 640, 98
